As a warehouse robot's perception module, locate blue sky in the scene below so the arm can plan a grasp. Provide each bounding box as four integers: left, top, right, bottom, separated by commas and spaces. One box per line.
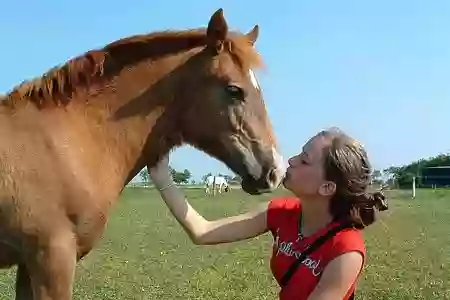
1, 1, 449, 181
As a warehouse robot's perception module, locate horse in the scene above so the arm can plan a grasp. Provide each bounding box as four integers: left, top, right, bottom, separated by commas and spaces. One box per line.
205, 175, 229, 196
0, 8, 286, 300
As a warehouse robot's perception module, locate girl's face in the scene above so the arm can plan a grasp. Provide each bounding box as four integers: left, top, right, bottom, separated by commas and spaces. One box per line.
283, 134, 336, 199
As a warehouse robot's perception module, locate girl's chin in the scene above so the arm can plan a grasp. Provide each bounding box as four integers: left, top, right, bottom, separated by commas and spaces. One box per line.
282, 177, 291, 190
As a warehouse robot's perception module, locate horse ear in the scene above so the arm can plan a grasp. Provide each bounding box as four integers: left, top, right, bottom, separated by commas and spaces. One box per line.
246, 25, 259, 45
206, 8, 228, 53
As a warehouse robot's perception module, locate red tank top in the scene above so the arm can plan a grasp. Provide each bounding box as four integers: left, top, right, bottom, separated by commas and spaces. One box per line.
266, 197, 366, 300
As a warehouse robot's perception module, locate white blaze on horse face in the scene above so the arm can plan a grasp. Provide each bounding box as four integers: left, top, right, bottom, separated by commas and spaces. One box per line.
272, 147, 287, 187
248, 69, 260, 90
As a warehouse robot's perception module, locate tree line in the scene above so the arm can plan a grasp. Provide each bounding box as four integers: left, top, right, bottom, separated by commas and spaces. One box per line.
139, 166, 192, 184
379, 153, 450, 188
138, 167, 240, 185
138, 152, 450, 188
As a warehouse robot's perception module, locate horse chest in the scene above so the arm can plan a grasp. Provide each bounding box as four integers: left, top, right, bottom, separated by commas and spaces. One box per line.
65, 191, 120, 256
70, 208, 110, 256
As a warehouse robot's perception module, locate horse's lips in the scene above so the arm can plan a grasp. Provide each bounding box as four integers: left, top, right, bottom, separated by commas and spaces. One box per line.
241, 179, 263, 195
236, 149, 286, 195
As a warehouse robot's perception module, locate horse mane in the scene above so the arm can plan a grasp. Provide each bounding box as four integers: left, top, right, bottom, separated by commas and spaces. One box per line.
1, 28, 263, 109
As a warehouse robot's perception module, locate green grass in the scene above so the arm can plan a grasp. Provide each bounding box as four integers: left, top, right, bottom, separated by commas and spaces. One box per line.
1, 188, 449, 299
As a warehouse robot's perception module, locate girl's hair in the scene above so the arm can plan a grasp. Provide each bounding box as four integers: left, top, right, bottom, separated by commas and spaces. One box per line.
318, 128, 388, 229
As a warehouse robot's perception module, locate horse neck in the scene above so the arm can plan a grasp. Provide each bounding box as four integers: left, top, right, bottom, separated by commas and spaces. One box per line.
59, 51, 194, 193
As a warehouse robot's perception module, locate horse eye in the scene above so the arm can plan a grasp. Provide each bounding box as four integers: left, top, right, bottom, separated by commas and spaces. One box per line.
226, 85, 245, 100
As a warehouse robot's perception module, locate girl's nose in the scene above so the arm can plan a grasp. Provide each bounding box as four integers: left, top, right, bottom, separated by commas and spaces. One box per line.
288, 156, 294, 166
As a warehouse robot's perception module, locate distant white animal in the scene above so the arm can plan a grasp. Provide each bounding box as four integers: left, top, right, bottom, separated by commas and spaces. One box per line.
205, 175, 229, 196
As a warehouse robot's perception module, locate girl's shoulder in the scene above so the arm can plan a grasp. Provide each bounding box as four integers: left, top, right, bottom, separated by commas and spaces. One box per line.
266, 197, 302, 230
268, 196, 301, 211
325, 226, 367, 260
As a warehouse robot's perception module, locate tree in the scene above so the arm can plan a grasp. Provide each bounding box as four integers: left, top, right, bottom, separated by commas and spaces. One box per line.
384, 153, 450, 188
140, 164, 193, 185
171, 168, 192, 184
169, 166, 177, 179
139, 167, 149, 183
182, 169, 192, 183
202, 172, 212, 183
372, 169, 383, 185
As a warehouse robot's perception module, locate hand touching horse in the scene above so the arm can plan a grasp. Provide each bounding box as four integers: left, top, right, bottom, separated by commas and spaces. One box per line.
0, 9, 285, 300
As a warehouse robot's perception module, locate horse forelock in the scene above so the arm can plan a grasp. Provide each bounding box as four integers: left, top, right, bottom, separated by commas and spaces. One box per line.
1, 28, 264, 110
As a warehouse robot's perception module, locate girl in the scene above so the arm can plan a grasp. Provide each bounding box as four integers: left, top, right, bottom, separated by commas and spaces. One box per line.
148, 127, 388, 300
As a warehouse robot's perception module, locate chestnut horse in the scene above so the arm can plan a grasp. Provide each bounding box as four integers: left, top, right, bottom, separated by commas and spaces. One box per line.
0, 8, 285, 300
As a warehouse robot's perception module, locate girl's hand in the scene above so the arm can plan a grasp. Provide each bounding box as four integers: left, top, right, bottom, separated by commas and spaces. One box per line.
148, 155, 173, 188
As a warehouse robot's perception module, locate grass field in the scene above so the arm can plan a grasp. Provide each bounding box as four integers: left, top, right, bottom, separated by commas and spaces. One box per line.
0, 188, 449, 299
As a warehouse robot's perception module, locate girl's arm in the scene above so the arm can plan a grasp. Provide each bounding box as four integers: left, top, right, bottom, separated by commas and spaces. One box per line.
148, 157, 269, 245
307, 251, 364, 300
